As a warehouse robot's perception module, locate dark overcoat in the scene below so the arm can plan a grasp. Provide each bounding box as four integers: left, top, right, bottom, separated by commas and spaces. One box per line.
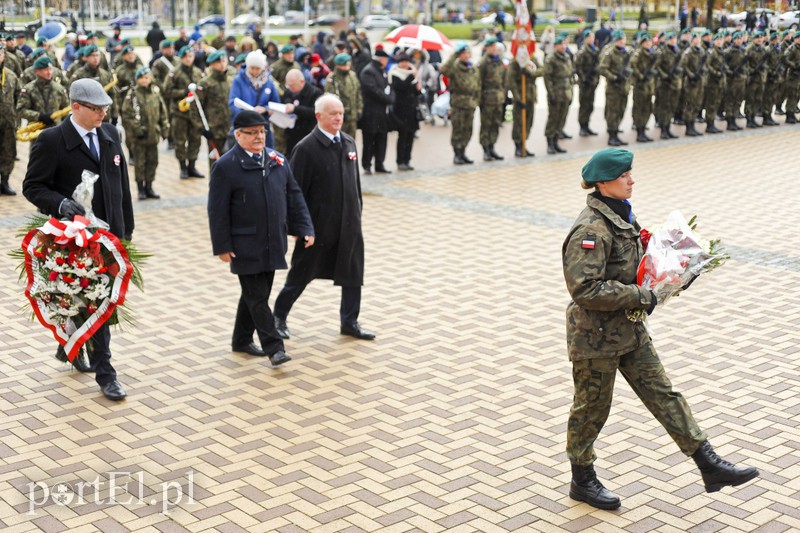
287, 127, 364, 287
23, 118, 134, 239
390, 71, 421, 132
282, 82, 323, 155
208, 144, 314, 276
359, 59, 394, 132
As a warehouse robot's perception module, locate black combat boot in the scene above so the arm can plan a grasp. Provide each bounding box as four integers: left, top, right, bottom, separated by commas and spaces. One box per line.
461, 149, 474, 164
786, 112, 798, 124
483, 146, 494, 162
137, 182, 147, 200
569, 463, 621, 510
187, 160, 205, 178
547, 137, 557, 154
0, 174, 16, 196
144, 184, 161, 199
489, 145, 504, 160
673, 117, 685, 126
608, 132, 622, 146
691, 441, 759, 493
559, 130, 572, 139
579, 126, 591, 137
453, 148, 467, 165
514, 143, 524, 157
585, 126, 598, 136
726, 117, 740, 131
660, 126, 672, 140
705, 120, 722, 134
179, 160, 189, 179
635, 127, 649, 143
685, 122, 702, 137
746, 116, 761, 128
775, 106, 785, 115
553, 137, 567, 153
762, 114, 779, 126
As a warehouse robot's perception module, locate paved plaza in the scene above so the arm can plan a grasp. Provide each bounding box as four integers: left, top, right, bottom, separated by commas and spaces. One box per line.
1, 119, 800, 532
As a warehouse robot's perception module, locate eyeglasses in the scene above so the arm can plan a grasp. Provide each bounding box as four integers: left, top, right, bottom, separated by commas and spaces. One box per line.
238, 129, 267, 137
78, 102, 110, 114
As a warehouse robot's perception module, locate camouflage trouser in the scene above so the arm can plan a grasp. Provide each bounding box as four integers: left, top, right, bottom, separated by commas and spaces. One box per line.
133, 143, 158, 184
545, 98, 570, 138
763, 78, 782, 114
725, 77, 746, 118
566, 342, 708, 466
682, 79, 704, 123
479, 101, 504, 147
172, 115, 201, 161
511, 102, 534, 144
654, 84, 679, 127
631, 84, 654, 128
702, 77, 726, 119
0, 122, 16, 176
273, 126, 286, 154
342, 117, 358, 140
744, 79, 765, 118
578, 82, 598, 128
786, 77, 800, 113
604, 88, 629, 133
450, 105, 476, 150
675, 84, 687, 119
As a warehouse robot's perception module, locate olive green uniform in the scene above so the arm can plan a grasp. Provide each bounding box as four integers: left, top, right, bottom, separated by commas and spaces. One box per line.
440, 53, 480, 150
702, 45, 727, 122
544, 50, 574, 139
114, 59, 141, 159
630, 46, 656, 129
653, 44, 683, 128
325, 68, 363, 139
121, 84, 169, 186
599, 45, 632, 134
164, 63, 204, 162
764, 43, 785, 117
71, 64, 118, 122
744, 43, 768, 122
196, 68, 232, 163
563, 193, 708, 466
19, 64, 68, 87
0, 66, 21, 179
724, 44, 748, 120
478, 54, 506, 148
574, 43, 601, 130
2, 47, 24, 76
508, 58, 543, 146
151, 54, 178, 92
16, 77, 69, 125
679, 45, 706, 125
784, 41, 800, 121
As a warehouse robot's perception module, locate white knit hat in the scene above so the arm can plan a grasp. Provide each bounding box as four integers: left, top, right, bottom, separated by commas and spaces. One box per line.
245, 49, 267, 68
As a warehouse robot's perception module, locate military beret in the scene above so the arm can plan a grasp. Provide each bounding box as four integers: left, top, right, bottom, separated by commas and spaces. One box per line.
455, 40, 470, 54
770, 32, 780, 40
781, 30, 790, 39
657, 30, 665, 39
280, 43, 295, 53
714, 32, 725, 40
86, 31, 97, 39
30, 47, 46, 59
554, 33, 567, 45
120, 45, 134, 55
84, 44, 98, 54
680, 28, 691, 35
234, 109, 268, 129
234, 52, 248, 65
732, 31, 743, 39
36, 36, 47, 46
33, 55, 52, 69
701, 29, 711, 37
582, 148, 634, 185
120, 38, 131, 45
334, 52, 352, 65
753, 30, 765, 38
612, 29, 625, 41
75, 46, 86, 58
160, 39, 173, 48
639, 33, 652, 42
70, 78, 114, 106
582, 28, 594, 39
135, 66, 151, 79
207, 49, 226, 64
665, 31, 677, 39
177, 45, 193, 57
485, 36, 497, 46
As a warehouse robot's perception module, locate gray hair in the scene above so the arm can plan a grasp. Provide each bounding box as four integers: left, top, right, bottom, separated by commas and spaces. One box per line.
314, 93, 342, 114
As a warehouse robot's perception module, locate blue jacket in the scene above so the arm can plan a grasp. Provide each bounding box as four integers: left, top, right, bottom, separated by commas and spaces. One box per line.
229, 67, 281, 127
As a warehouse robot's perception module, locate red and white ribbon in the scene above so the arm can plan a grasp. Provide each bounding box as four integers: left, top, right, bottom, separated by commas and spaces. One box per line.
40, 215, 100, 248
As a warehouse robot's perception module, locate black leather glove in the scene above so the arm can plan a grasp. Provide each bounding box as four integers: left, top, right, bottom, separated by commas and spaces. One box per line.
200, 128, 213, 140
137, 131, 146, 139
111, 117, 118, 126
38, 113, 55, 126
682, 273, 698, 291
59, 199, 86, 219
124, 234, 132, 241
646, 291, 658, 315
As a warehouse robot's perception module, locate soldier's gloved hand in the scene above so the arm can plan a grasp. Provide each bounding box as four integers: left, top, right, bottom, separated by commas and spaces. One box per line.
200, 128, 213, 140
137, 130, 146, 139
516, 99, 525, 107
38, 113, 55, 126
646, 291, 658, 315
59, 199, 86, 219
675, 66, 684, 75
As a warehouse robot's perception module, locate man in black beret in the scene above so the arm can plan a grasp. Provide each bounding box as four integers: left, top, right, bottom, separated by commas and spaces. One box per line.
208, 110, 315, 367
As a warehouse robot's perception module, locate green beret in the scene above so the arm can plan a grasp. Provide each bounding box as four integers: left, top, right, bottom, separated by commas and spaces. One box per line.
554, 34, 566, 45
753, 30, 765, 38
770, 31, 780, 40
234, 52, 248, 65
33, 55, 52, 69
714, 32, 725, 40
680, 28, 691, 35
30, 47, 46, 59
455, 40, 470, 54
485, 36, 497, 46
657, 31, 665, 39
732, 31, 743, 39
120, 45, 134, 55
84, 44, 98, 54
280, 44, 295, 53
135, 66, 151, 79
75, 46, 86, 58
207, 49, 225, 64
36, 36, 47, 46
701, 29, 711, 37
160, 39, 173, 48
120, 38, 131, 45
334, 52, 352, 65
639, 32, 652, 42
582, 149, 634, 185
612, 29, 625, 41
665, 32, 676, 39
582, 28, 593, 38
177, 45, 193, 58
782, 30, 790, 39
86, 31, 96, 39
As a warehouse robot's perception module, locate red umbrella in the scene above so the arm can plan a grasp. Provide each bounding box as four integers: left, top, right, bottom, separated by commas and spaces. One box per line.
384, 24, 452, 51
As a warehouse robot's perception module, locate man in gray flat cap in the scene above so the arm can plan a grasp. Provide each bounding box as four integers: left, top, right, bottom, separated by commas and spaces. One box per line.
23, 78, 134, 401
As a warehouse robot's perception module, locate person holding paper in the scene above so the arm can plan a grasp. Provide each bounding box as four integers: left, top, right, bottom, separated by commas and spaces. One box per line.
282, 69, 322, 155
229, 50, 281, 149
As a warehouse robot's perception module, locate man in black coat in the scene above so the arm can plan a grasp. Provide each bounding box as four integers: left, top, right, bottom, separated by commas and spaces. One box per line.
146, 22, 167, 54
358, 49, 394, 175
273, 94, 376, 341
282, 68, 323, 156
208, 110, 315, 366
23, 79, 134, 401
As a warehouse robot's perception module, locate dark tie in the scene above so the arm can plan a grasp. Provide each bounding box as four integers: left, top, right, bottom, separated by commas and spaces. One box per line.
253, 153, 262, 163
86, 132, 99, 161
332, 136, 341, 150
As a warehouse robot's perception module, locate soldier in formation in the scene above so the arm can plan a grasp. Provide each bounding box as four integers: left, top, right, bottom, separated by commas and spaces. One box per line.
196, 50, 232, 167
508, 46, 543, 157
165, 46, 204, 179
0, 43, 21, 195
477, 37, 505, 161
574, 29, 600, 137
441, 41, 479, 165
544, 33, 574, 154
17, 56, 69, 130
599, 30, 632, 146
630, 32, 656, 142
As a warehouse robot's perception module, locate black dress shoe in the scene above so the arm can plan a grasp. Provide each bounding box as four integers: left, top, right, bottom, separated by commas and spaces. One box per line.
269, 351, 292, 366
274, 318, 290, 339
101, 380, 127, 401
362, 168, 372, 175
375, 167, 392, 174
340, 323, 376, 340
55, 346, 94, 372
232, 342, 267, 356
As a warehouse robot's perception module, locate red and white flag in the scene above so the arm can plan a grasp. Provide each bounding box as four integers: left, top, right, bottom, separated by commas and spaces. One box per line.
511, 0, 536, 66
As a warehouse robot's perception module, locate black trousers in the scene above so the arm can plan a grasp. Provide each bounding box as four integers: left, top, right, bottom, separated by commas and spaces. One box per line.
88, 323, 116, 386
274, 282, 361, 327
396, 129, 415, 165
361, 128, 387, 170
234, 271, 285, 356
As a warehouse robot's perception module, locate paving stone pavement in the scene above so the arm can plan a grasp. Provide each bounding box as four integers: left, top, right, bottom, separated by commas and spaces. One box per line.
1, 122, 800, 533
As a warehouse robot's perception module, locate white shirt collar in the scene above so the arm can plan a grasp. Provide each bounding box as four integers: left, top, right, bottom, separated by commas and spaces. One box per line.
70, 115, 97, 140
318, 126, 340, 143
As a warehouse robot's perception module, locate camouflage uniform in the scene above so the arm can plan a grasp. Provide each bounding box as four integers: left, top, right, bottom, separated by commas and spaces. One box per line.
20, 64, 69, 87
630, 45, 657, 135
724, 44, 748, 125
763, 41, 784, 121
477, 53, 506, 151
508, 58, 543, 152
2, 46, 24, 76
151, 54, 178, 92
114, 59, 140, 159
269, 57, 300, 153
702, 44, 727, 128
65, 59, 85, 81
544, 49, 573, 140
0, 63, 21, 187
16, 77, 69, 125
71, 64, 118, 122
574, 43, 601, 132
325, 68, 363, 139
744, 41, 768, 125
784, 40, 800, 122
164, 63, 204, 165
196, 68, 232, 163
679, 44, 706, 132
440, 53, 480, 152
599, 45, 632, 142
563, 193, 708, 466
121, 83, 169, 188
653, 44, 682, 133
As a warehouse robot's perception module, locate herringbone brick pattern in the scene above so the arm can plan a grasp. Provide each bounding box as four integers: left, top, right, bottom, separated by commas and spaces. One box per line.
0, 126, 799, 532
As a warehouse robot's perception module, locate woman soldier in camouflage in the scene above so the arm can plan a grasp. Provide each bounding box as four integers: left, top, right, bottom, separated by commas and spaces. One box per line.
562, 149, 759, 510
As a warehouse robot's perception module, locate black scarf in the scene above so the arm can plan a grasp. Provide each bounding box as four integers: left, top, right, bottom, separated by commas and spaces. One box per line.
591, 191, 632, 223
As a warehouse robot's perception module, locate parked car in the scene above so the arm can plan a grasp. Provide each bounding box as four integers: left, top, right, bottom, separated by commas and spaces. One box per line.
268, 15, 286, 26
310, 14, 343, 26
362, 14, 401, 29
556, 14, 583, 24
198, 14, 225, 26
776, 10, 800, 29
284, 10, 304, 24
108, 12, 145, 27
231, 13, 262, 26
728, 8, 776, 25
389, 14, 410, 25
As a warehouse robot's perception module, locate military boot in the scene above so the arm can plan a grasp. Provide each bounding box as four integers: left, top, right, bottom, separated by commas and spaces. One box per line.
453, 148, 467, 165
705, 120, 722, 134
569, 463, 621, 510
461, 149, 474, 164
786, 112, 798, 124
559, 130, 572, 139
187, 160, 205, 178
483, 146, 494, 162
685, 122, 702, 136
0, 174, 16, 196
762, 114, 779, 126
514, 143, 525, 157
746, 116, 761, 128
726, 118, 740, 131
775, 106, 785, 115
660, 126, 672, 140
137, 182, 147, 200
691, 441, 759, 493
635, 127, 649, 143
144, 184, 161, 199
489, 145, 504, 160
608, 132, 628, 146
553, 138, 567, 153
547, 137, 557, 154
579, 126, 591, 137
179, 160, 189, 179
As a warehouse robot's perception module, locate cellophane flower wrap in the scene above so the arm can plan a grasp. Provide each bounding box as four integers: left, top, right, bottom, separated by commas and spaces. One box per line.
626, 210, 728, 323
13, 171, 147, 362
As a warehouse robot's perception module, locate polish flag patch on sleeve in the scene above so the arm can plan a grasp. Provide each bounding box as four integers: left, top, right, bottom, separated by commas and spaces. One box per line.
581, 239, 596, 249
